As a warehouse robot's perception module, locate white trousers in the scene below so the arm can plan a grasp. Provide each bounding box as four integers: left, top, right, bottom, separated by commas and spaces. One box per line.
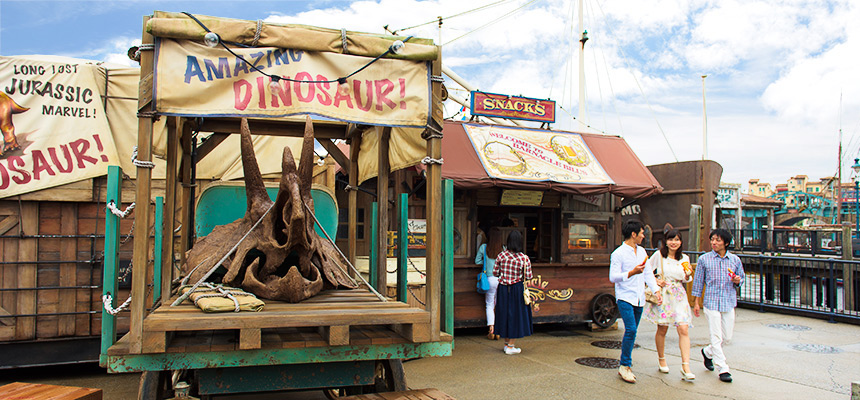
703, 307, 735, 374
485, 276, 500, 326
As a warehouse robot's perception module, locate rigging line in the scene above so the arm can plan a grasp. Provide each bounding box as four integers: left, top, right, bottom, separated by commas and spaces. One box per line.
584, 0, 609, 133
443, 0, 543, 46
593, 0, 678, 161
393, 0, 511, 33
593, 14, 624, 136
547, 0, 576, 100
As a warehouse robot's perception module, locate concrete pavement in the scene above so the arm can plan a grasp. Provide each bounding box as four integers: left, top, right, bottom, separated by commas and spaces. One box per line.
404, 308, 859, 399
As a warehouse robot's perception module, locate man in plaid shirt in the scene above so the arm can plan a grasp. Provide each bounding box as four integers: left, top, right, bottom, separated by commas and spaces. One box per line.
692, 228, 745, 383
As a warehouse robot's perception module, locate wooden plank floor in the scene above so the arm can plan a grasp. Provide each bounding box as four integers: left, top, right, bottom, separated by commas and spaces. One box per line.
109, 289, 433, 355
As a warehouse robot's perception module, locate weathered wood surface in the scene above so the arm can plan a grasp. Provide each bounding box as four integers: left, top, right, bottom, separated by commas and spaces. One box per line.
0, 382, 102, 400
109, 289, 431, 354
339, 388, 455, 400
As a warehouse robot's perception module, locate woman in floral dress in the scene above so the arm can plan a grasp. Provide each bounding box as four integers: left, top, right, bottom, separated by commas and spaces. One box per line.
645, 228, 695, 381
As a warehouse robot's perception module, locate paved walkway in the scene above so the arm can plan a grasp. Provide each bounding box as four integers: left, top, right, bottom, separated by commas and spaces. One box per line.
1, 308, 857, 399
404, 308, 859, 399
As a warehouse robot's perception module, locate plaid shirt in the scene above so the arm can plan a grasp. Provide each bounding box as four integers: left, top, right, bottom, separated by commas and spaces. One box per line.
691, 250, 745, 312
493, 250, 533, 285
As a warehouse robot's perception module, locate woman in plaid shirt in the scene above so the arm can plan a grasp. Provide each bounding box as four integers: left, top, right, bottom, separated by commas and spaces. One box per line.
492, 230, 534, 355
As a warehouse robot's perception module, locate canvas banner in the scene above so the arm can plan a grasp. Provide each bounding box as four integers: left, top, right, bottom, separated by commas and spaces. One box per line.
0, 57, 119, 198
463, 124, 612, 185
154, 39, 430, 127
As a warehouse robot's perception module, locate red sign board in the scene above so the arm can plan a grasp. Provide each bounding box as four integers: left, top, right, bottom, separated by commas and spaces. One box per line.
470, 91, 555, 123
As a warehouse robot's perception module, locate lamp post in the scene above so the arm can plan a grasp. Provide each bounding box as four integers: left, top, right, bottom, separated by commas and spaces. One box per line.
852, 158, 860, 238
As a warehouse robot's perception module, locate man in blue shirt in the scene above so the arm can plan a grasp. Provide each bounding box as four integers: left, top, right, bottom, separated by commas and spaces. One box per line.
692, 229, 745, 383
609, 220, 661, 383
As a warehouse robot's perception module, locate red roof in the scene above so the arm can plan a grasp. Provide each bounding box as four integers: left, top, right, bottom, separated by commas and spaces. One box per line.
439, 121, 662, 198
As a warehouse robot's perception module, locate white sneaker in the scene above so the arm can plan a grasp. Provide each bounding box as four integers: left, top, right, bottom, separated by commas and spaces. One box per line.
618, 366, 636, 383
504, 346, 521, 355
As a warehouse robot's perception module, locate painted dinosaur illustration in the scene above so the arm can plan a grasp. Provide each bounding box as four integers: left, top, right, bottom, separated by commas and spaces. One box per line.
0, 92, 29, 156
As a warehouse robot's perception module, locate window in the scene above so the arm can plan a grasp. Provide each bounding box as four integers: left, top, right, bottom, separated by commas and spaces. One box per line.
337, 208, 364, 240
567, 221, 608, 250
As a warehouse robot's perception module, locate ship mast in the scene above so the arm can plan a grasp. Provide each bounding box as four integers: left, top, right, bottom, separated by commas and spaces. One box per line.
577, 0, 587, 124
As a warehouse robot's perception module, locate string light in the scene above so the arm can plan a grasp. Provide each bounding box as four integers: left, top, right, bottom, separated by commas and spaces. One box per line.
203, 32, 220, 48
269, 76, 282, 96
181, 12, 413, 89
336, 77, 350, 97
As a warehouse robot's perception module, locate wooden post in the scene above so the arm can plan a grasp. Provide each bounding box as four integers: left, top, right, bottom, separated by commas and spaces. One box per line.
767, 209, 775, 251
376, 127, 391, 292
689, 205, 702, 252
348, 133, 361, 271
101, 166, 122, 360
130, 15, 155, 354
178, 123, 194, 268
161, 117, 180, 304
425, 47, 444, 341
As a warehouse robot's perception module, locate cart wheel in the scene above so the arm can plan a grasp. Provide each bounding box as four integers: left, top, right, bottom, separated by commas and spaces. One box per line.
590, 293, 618, 328
374, 359, 406, 392
138, 371, 168, 400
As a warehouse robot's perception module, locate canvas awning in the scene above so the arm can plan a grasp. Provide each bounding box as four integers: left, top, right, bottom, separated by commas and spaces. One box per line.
440, 121, 662, 198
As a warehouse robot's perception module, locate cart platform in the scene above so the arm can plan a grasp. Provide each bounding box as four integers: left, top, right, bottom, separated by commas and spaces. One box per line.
108, 289, 433, 356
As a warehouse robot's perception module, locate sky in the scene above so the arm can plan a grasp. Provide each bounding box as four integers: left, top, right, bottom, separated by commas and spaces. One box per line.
2, 0, 859, 193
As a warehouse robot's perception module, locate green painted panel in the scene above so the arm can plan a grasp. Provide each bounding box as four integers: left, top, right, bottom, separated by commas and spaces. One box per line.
195, 185, 338, 239
106, 341, 453, 373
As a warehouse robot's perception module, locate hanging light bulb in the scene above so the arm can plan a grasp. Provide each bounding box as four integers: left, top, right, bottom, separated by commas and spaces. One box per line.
203, 32, 221, 48
269, 76, 282, 96
390, 40, 405, 54
337, 77, 350, 97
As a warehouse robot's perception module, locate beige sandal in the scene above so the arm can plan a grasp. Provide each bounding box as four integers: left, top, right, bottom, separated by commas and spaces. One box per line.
658, 357, 669, 373
680, 362, 696, 381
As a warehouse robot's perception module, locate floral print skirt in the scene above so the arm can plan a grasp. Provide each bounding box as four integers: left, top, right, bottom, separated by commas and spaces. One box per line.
645, 281, 692, 326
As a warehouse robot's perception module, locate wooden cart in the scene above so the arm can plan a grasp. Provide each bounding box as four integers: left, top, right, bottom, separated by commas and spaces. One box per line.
100, 12, 453, 399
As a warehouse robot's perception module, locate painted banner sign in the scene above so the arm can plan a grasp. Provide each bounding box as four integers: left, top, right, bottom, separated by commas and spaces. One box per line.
154, 39, 431, 127
470, 91, 555, 123
464, 124, 612, 185
0, 57, 119, 199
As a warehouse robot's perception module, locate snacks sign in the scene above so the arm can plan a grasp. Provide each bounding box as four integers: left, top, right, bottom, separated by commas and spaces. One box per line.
463, 124, 612, 185
470, 91, 555, 123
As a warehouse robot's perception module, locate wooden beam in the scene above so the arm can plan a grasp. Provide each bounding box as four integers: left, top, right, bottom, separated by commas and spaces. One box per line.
376, 126, 391, 292
130, 15, 155, 354
197, 118, 348, 139
318, 138, 350, 175
196, 132, 230, 162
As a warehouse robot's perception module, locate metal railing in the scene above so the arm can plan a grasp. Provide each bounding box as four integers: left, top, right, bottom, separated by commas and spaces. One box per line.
720, 228, 843, 256
685, 251, 859, 324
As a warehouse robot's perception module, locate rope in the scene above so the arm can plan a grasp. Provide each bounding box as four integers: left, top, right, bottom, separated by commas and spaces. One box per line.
443, 0, 541, 46
131, 146, 156, 169
192, 283, 258, 312
251, 20, 262, 47
341, 28, 349, 54
430, 75, 445, 83
344, 185, 358, 191
102, 293, 132, 315
106, 200, 135, 218
133, 43, 156, 61
422, 157, 444, 165
391, 0, 509, 33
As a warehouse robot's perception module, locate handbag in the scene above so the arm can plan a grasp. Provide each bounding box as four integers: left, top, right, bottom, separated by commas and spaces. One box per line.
477, 246, 490, 293
522, 257, 532, 305
644, 255, 663, 305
